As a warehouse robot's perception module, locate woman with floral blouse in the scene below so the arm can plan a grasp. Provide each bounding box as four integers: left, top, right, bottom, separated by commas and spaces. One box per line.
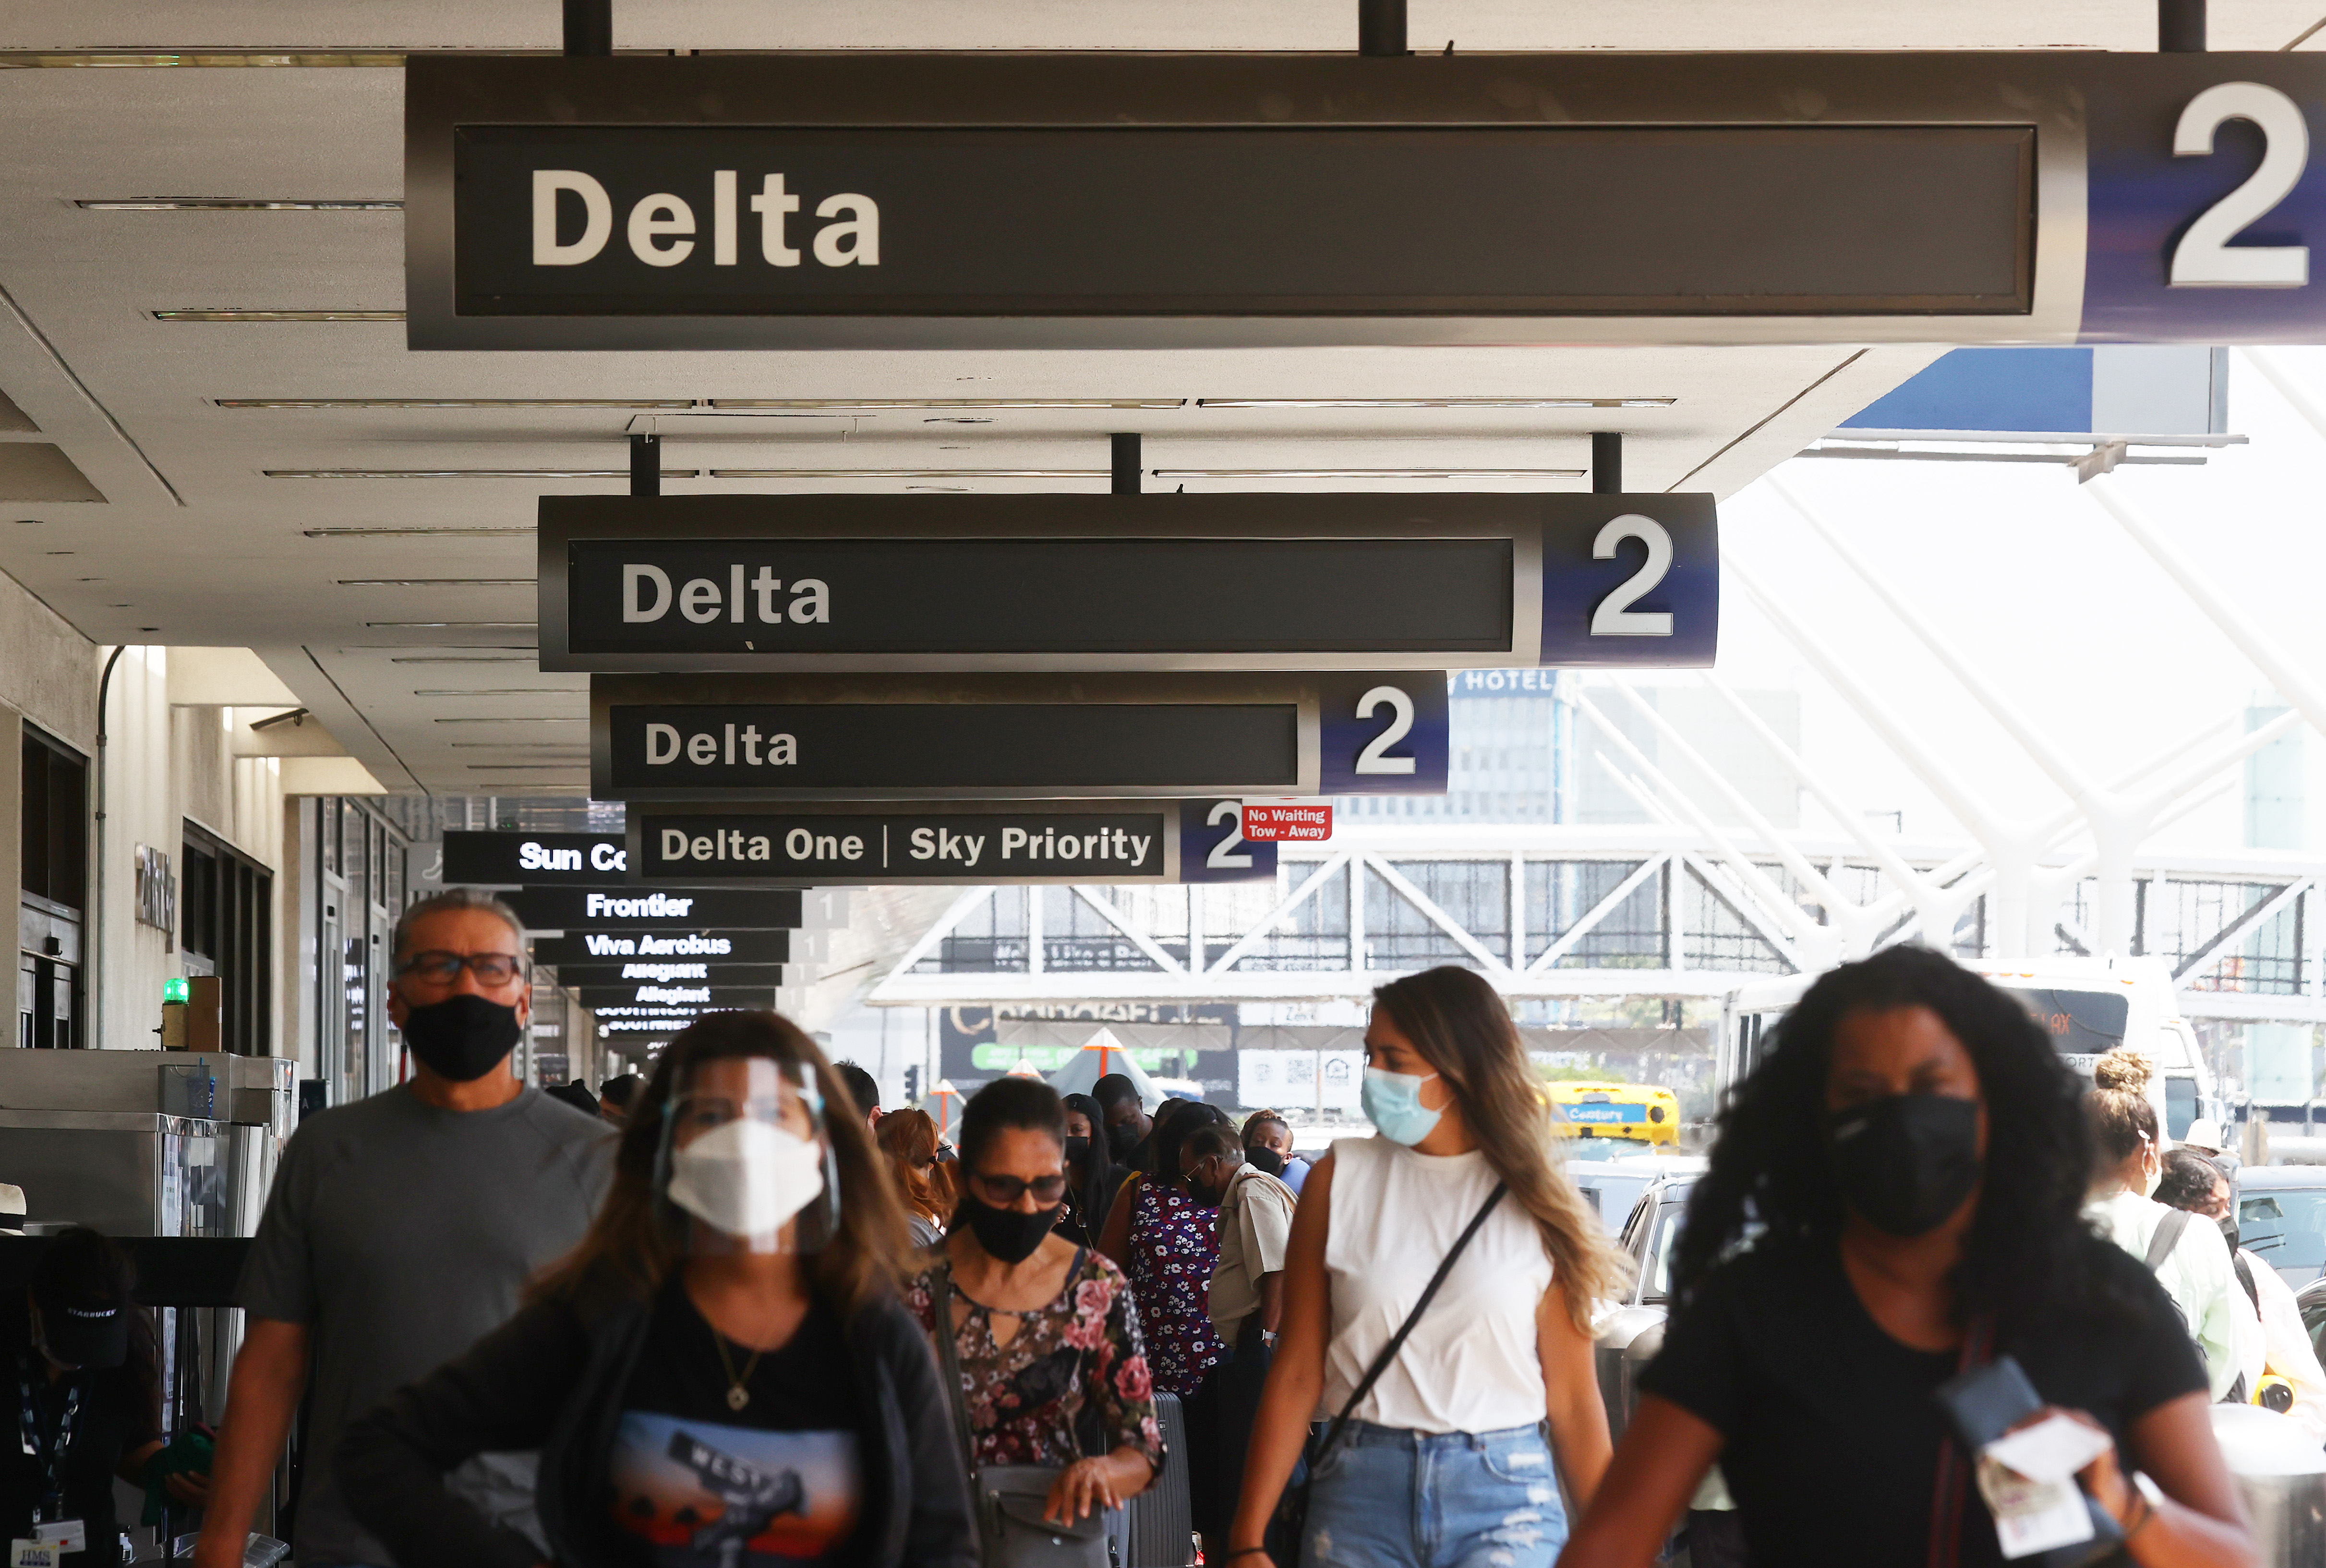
906, 1076, 1164, 1526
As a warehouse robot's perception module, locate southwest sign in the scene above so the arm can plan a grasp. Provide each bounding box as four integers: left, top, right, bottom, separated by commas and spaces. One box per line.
412, 52, 2326, 349
541, 495, 1716, 673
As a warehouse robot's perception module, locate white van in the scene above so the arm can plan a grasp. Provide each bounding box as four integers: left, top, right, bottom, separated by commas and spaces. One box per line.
1721, 954, 2220, 1143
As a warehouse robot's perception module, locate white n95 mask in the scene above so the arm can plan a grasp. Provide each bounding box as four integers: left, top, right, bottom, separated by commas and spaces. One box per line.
665, 1118, 827, 1242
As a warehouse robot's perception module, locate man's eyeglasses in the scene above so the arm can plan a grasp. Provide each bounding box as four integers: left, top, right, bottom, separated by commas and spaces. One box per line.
970, 1172, 1068, 1206
398, 951, 526, 987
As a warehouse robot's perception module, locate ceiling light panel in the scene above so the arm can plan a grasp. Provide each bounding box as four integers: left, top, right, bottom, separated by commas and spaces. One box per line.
82, 198, 400, 210
273, 469, 697, 479
1193, 397, 1676, 409
304, 527, 530, 537
336, 578, 533, 587
1151, 468, 1588, 479
388, 654, 536, 663
414, 689, 581, 697
226, 398, 690, 410
705, 398, 1183, 410
366, 620, 536, 628
707, 468, 1106, 480
152, 310, 402, 322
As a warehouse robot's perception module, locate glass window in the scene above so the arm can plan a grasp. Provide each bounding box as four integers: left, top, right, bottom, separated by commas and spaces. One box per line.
2241, 1188, 2326, 1275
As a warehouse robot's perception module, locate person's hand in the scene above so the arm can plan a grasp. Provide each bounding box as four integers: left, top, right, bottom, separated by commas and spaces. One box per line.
165, 1467, 213, 1505
2003, 1407, 2135, 1523
1043, 1457, 1121, 1523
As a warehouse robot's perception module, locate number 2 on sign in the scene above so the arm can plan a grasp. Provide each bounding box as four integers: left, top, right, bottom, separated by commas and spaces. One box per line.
1352, 686, 1416, 775
2171, 81, 2311, 288
1591, 515, 1675, 638
1205, 800, 1254, 870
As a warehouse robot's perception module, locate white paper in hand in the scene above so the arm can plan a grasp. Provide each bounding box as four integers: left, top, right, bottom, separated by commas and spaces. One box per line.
1984, 1414, 2116, 1484
1975, 1414, 2114, 1559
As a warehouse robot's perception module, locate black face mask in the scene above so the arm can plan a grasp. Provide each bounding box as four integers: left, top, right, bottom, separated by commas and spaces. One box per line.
1824, 1093, 1982, 1237
399, 993, 523, 1083
1245, 1146, 1286, 1178
959, 1195, 1061, 1264
1063, 1135, 1091, 1169
1106, 1121, 1142, 1160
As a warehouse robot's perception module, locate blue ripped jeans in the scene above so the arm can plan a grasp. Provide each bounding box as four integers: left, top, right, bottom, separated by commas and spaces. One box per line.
1298, 1420, 1567, 1568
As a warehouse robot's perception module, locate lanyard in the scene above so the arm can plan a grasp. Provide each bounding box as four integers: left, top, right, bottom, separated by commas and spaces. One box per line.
17, 1353, 83, 1525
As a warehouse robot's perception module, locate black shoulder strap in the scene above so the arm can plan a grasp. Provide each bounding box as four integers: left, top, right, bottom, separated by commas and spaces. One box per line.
2234, 1251, 2261, 1314
1314, 1182, 1507, 1462
2145, 1209, 2192, 1272
928, 1263, 981, 1477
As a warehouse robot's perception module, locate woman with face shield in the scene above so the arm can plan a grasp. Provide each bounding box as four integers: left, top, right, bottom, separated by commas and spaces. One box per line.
904, 1077, 1163, 1561
336, 1011, 975, 1568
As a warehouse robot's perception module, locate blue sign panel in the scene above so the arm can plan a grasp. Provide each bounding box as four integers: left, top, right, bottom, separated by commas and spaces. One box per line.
1317, 673, 1450, 796
1538, 494, 1718, 669
1178, 798, 1279, 884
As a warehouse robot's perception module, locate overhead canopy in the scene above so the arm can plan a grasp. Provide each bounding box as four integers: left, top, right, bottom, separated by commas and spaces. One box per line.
1045, 1027, 1167, 1110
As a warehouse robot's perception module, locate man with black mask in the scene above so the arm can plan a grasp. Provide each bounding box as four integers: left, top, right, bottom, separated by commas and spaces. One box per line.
194, 888, 612, 1568
1092, 1073, 1152, 1171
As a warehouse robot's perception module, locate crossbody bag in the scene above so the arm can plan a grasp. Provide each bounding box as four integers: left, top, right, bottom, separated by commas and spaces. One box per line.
932, 1256, 1124, 1568
1264, 1182, 1509, 1564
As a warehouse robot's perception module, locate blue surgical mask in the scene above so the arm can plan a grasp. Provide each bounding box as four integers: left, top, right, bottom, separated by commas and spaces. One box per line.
1361, 1067, 1443, 1146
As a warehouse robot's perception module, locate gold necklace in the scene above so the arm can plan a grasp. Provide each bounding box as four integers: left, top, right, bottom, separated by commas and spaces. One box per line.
711, 1327, 765, 1411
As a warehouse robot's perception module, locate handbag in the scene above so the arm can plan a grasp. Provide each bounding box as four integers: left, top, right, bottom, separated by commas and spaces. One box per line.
1264, 1182, 1508, 1566
932, 1260, 1123, 1568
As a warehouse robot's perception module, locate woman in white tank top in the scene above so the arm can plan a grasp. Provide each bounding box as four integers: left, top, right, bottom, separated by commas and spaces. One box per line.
1228, 967, 1626, 1568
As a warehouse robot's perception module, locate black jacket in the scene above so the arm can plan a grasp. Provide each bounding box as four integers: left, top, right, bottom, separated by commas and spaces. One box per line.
335, 1268, 976, 1568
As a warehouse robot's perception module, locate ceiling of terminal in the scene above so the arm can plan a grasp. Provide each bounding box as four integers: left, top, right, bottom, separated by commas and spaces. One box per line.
0, 2, 2318, 795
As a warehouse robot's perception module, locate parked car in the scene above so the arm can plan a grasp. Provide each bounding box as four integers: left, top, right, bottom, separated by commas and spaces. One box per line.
1593, 1169, 1696, 1440
1569, 1150, 1703, 1240
2240, 1166, 2326, 1291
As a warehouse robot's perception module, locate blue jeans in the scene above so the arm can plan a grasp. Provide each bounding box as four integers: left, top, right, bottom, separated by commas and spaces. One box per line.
1299, 1420, 1568, 1568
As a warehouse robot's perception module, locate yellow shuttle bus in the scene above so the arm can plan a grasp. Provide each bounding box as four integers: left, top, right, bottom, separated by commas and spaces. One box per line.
1546, 1081, 1683, 1149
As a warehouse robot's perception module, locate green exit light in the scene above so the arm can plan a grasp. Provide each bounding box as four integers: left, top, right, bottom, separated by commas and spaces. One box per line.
162, 977, 190, 1004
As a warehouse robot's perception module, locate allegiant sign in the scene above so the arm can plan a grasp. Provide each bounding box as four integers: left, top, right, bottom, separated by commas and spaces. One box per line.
410, 52, 2326, 348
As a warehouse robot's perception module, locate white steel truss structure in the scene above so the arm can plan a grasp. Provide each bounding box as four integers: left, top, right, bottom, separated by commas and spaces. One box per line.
867, 823, 2326, 1024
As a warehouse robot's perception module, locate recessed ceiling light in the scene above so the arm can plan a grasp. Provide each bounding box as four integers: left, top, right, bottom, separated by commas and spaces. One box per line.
152, 309, 402, 322
434, 716, 583, 724
707, 468, 1106, 480
415, 689, 580, 697
43, 550, 71, 555
1193, 397, 1676, 410
705, 398, 1183, 410
365, 621, 536, 629
1151, 468, 1589, 480
465, 763, 585, 771
82, 198, 400, 211
231, 398, 690, 410
304, 526, 531, 537
276, 469, 695, 479
447, 742, 588, 749
336, 578, 533, 588
3, 51, 405, 67
388, 654, 535, 663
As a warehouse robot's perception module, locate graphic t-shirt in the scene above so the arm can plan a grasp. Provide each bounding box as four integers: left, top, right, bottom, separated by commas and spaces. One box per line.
607, 1281, 865, 1567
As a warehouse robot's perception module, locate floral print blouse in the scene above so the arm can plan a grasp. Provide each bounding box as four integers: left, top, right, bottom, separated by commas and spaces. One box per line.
906, 1246, 1165, 1469
1126, 1179, 1230, 1398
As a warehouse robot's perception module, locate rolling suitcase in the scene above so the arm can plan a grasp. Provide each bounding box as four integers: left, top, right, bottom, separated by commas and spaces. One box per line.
1123, 1390, 1196, 1567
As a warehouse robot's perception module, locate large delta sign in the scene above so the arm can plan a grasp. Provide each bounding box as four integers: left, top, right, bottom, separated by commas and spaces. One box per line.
542, 495, 1717, 673
589, 671, 1449, 802
411, 52, 2326, 349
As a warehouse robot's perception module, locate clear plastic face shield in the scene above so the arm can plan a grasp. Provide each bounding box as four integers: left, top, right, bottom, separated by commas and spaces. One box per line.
655, 1055, 841, 1255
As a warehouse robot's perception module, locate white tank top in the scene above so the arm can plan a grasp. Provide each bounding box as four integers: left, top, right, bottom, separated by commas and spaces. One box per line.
1318, 1135, 1554, 1434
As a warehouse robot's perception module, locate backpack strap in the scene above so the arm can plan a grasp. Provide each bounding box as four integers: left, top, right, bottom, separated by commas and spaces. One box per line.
2145, 1209, 2192, 1272
2233, 1251, 2262, 1315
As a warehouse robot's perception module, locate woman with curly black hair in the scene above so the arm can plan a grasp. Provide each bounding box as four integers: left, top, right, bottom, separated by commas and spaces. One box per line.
1556, 946, 2255, 1568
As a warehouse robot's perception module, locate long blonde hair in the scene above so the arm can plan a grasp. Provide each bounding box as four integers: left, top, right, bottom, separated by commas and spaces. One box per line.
530, 1011, 911, 1311
1371, 967, 1628, 1329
